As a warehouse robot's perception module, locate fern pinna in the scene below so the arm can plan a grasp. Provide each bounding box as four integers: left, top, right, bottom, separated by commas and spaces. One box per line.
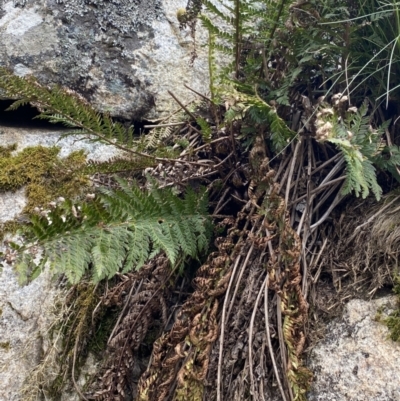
16, 179, 212, 284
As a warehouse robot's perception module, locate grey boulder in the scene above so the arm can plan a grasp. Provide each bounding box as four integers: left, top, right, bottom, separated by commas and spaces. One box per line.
0, 0, 210, 120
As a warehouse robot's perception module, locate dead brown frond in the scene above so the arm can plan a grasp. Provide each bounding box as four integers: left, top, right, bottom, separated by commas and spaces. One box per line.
89, 256, 173, 401
137, 231, 235, 401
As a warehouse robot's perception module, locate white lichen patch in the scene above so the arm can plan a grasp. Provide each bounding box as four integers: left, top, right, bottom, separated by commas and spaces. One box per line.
0, 1, 22, 30
0, 1, 58, 57
308, 296, 400, 401
0, 187, 26, 223
4, 6, 43, 36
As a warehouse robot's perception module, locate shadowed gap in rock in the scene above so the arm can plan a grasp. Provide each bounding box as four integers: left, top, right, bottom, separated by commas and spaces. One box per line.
0, 99, 150, 135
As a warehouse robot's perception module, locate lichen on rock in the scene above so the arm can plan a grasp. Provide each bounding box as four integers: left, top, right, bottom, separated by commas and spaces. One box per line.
308, 296, 400, 401
0, 0, 211, 120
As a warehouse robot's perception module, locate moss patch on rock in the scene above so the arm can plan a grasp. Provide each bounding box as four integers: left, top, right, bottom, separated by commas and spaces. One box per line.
384, 278, 400, 342
0, 342, 10, 351
0, 144, 89, 239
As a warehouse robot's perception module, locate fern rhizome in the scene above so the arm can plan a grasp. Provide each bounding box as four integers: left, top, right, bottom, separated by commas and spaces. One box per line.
2, 0, 400, 400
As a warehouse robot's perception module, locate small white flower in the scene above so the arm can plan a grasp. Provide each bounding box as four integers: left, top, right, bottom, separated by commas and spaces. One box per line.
320, 107, 334, 115
347, 107, 358, 113
322, 121, 333, 131
316, 122, 333, 140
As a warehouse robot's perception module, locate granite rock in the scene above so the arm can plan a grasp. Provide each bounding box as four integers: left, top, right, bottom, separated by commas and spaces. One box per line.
308, 296, 400, 401
0, 0, 210, 120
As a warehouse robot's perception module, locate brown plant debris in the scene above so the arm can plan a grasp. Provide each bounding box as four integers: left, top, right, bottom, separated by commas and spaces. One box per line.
88, 256, 173, 401
137, 231, 234, 401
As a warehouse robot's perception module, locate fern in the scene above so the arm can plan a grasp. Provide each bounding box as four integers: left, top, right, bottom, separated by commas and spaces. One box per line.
0, 68, 179, 168
196, 117, 212, 142
181, 0, 295, 151
373, 145, 400, 182
16, 179, 212, 284
329, 137, 381, 199
222, 85, 295, 151
0, 69, 131, 145
317, 101, 392, 200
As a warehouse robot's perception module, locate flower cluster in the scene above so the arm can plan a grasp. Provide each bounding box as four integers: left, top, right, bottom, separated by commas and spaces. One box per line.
314, 93, 357, 141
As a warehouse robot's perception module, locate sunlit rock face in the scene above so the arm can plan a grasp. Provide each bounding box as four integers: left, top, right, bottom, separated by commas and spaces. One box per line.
0, 0, 210, 120
308, 296, 400, 401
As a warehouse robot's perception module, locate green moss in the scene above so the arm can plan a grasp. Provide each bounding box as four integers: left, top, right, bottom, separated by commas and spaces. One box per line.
374, 305, 384, 322
384, 277, 400, 342
0, 146, 59, 190
45, 374, 65, 398
0, 220, 22, 242
0, 144, 17, 158
87, 309, 118, 356
0, 342, 10, 351
385, 310, 400, 342
0, 145, 89, 239
0, 145, 88, 211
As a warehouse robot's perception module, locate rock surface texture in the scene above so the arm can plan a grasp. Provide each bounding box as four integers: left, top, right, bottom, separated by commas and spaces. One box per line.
308, 296, 400, 401
0, 263, 58, 401
0, 0, 210, 119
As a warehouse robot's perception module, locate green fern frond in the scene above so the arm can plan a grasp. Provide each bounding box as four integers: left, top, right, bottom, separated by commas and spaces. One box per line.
16, 179, 212, 284
202, 0, 235, 24
84, 156, 154, 175
0, 68, 132, 145
196, 117, 212, 142
199, 14, 235, 41
374, 145, 400, 173
0, 68, 181, 168
222, 86, 295, 151
330, 137, 381, 199
318, 101, 388, 200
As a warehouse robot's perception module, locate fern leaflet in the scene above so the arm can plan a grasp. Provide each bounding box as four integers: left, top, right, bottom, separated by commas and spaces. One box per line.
16, 179, 212, 284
